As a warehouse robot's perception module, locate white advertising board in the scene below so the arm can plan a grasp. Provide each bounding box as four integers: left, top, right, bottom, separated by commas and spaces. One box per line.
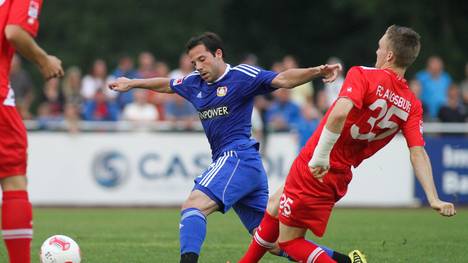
24, 132, 414, 206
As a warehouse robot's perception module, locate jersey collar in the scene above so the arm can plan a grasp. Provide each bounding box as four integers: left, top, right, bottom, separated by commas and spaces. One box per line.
383, 68, 407, 84
208, 64, 231, 85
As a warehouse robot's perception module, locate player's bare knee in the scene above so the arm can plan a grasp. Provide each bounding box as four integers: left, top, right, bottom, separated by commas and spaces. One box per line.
266, 185, 284, 217
0, 175, 27, 191
180, 191, 219, 216
181, 195, 200, 211
266, 193, 282, 218
266, 197, 279, 217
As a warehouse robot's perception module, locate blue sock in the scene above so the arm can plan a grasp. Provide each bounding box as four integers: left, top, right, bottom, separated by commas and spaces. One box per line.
179, 208, 207, 255
316, 242, 334, 257
279, 239, 334, 260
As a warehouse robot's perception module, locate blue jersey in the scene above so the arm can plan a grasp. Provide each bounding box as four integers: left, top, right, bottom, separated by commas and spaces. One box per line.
170, 64, 278, 158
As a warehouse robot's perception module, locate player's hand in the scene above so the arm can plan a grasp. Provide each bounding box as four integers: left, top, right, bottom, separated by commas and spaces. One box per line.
108, 77, 133, 92
308, 156, 330, 182
39, 55, 64, 80
430, 199, 456, 217
319, 63, 342, 83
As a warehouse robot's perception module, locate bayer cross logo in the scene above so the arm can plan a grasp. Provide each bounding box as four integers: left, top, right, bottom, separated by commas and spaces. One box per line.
92, 151, 130, 189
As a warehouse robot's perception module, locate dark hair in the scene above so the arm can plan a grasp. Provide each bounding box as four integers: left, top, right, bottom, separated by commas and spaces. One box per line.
185, 32, 225, 58
385, 25, 421, 68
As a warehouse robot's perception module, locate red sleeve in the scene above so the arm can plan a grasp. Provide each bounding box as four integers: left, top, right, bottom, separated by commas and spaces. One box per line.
338, 66, 368, 109
7, 0, 43, 37
402, 99, 425, 147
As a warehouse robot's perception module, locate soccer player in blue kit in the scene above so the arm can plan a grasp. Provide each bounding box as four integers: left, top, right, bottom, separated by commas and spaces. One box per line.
109, 32, 342, 263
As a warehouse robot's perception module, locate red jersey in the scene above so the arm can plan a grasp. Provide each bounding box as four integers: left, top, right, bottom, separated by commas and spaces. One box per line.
299, 66, 425, 170
0, 0, 42, 177
0, 0, 42, 99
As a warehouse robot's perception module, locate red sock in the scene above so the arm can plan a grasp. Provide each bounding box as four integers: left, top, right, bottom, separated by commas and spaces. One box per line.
239, 212, 279, 263
279, 237, 335, 263
2, 191, 33, 263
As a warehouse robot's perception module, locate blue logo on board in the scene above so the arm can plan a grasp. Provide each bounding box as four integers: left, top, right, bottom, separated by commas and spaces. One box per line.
92, 151, 130, 188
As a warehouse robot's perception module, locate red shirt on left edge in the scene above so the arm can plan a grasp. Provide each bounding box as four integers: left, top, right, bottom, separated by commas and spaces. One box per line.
0, 0, 42, 98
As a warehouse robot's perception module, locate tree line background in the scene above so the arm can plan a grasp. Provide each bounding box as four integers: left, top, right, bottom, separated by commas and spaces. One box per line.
33, 0, 467, 80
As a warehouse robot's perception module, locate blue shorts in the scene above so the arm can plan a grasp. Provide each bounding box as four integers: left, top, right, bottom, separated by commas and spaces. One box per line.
193, 143, 268, 233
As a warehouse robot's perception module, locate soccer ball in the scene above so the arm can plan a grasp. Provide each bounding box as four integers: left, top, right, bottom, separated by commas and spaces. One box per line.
40, 235, 81, 263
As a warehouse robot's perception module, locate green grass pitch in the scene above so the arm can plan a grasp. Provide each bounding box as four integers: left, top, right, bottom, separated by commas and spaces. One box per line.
0, 208, 466, 262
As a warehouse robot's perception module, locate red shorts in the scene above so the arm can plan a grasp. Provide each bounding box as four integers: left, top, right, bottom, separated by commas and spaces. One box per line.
278, 156, 352, 237
0, 103, 28, 178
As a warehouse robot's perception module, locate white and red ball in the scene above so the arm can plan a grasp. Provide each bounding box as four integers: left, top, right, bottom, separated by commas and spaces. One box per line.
40, 235, 81, 263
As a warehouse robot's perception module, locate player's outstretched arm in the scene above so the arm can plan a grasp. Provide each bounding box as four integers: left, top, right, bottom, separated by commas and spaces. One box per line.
271, 63, 342, 89
108, 77, 173, 94
410, 146, 456, 217
5, 25, 63, 79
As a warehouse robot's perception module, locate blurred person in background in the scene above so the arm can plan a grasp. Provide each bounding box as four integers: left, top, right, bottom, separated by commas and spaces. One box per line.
111, 54, 139, 109
282, 55, 297, 70
315, 89, 329, 115
169, 53, 194, 79
109, 32, 342, 263
253, 96, 272, 154
270, 61, 285, 73
148, 54, 193, 120
154, 60, 173, 120
61, 66, 82, 106
283, 55, 314, 107
416, 56, 452, 119
437, 84, 466, 124
36, 102, 62, 130
82, 88, 119, 121
294, 101, 321, 152
461, 62, 468, 110
81, 59, 116, 100
408, 79, 430, 121
254, 61, 285, 152
41, 77, 63, 117
38, 79, 64, 131
166, 53, 197, 124
155, 61, 170, 77
463, 90, 468, 114
9, 54, 34, 119
251, 105, 263, 147
122, 89, 159, 122
111, 54, 139, 79
0, 1, 63, 262
63, 103, 80, 133
323, 57, 345, 107
463, 100, 468, 117
248, 61, 283, 152
61, 67, 82, 133
267, 88, 301, 131
148, 91, 168, 121
240, 54, 263, 141
241, 53, 259, 66
164, 94, 197, 130
137, 51, 158, 78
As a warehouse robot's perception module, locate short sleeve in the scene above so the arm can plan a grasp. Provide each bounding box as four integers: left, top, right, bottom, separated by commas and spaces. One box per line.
7, 0, 42, 37
250, 69, 278, 96
402, 100, 425, 147
232, 64, 278, 98
170, 72, 199, 102
338, 66, 368, 109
